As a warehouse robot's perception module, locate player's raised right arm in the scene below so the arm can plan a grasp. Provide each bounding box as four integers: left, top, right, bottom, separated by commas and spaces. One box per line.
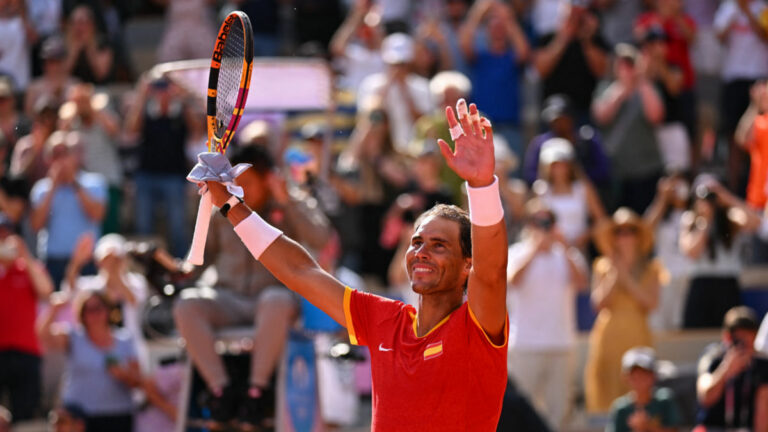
206, 181, 347, 326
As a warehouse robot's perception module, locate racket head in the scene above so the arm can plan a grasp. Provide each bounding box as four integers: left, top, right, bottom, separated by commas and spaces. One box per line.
207, 11, 254, 154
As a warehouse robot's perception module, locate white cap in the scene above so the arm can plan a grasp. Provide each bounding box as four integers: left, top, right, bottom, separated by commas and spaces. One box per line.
539, 137, 575, 165
94, 233, 127, 262
381, 33, 414, 64
621, 346, 657, 373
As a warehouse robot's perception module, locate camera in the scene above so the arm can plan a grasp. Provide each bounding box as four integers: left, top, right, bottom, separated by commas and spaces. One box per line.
695, 184, 717, 202
532, 216, 555, 231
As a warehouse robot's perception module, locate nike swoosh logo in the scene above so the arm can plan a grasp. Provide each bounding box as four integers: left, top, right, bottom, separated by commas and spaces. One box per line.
378, 343, 393, 352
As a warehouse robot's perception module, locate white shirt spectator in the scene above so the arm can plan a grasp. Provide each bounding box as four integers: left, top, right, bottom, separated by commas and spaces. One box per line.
27, 0, 62, 37
357, 72, 433, 153
540, 180, 588, 246
506, 241, 586, 351
714, 0, 768, 81
0, 15, 30, 90
337, 43, 385, 91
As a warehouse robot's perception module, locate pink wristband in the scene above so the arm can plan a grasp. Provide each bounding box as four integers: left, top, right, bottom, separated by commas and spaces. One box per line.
233, 213, 283, 259
466, 176, 504, 226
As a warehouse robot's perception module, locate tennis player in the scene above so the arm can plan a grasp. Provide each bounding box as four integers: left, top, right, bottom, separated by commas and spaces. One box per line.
200, 99, 508, 430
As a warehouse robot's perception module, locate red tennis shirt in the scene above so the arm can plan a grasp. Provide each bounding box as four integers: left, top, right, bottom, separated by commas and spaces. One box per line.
343, 287, 508, 431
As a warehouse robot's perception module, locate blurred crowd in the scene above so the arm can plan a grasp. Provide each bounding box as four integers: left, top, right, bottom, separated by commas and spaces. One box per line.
2, 0, 768, 431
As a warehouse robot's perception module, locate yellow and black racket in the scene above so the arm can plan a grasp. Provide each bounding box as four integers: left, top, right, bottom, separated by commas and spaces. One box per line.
188, 11, 254, 265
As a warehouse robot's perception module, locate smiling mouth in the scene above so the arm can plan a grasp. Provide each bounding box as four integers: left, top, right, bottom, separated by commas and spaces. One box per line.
411, 264, 434, 275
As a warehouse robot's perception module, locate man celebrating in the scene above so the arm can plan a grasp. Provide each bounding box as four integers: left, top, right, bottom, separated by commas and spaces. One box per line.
200, 100, 508, 430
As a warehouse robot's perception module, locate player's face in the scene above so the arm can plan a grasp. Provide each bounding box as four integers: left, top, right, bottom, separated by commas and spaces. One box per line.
405, 215, 470, 295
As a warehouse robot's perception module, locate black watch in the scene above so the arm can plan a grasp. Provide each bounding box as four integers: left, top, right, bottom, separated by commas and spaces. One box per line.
219, 195, 244, 217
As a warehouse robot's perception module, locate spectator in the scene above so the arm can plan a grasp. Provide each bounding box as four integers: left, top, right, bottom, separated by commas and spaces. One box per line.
173, 144, 331, 429
124, 75, 197, 257
608, 347, 681, 432
134, 360, 182, 432
640, 27, 692, 174
635, 0, 697, 140
680, 176, 762, 328
24, 36, 78, 118
0, 77, 31, 149
65, 233, 149, 371
644, 175, 693, 330
594, 0, 643, 48
413, 19, 454, 79
0, 0, 37, 91
592, 43, 665, 213
64, 5, 114, 85
37, 289, 140, 432
436, 0, 472, 75
527, 0, 568, 38
714, 0, 768, 194
157, 0, 216, 62
506, 199, 588, 430
48, 404, 86, 432
329, 0, 385, 92
11, 96, 59, 188
585, 208, 664, 413
0, 136, 29, 231
696, 306, 768, 431
30, 131, 107, 289
735, 80, 768, 211
336, 98, 410, 280
356, 33, 434, 153
523, 94, 611, 191
757, 312, 767, 354
532, 137, 606, 251
460, 0, 529, 166
59, 83, 122, 234
26, 0, 62, 77
0, 213, 54, 422
410, 70, 471, 201
534, 3, 609, 124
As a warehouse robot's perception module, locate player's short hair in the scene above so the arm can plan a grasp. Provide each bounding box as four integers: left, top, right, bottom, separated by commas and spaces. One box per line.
414, 204, 472, 258
229, 143, 275, 175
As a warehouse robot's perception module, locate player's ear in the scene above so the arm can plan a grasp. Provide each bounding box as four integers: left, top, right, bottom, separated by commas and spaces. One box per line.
463, 257, 472, 275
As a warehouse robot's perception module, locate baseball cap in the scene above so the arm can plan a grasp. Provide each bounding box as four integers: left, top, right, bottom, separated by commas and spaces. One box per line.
94, 233, 127, 262
40, 36, 67, 60
541, 94, 572, 123
615, 43, 639, 64
381, 33, 414, 64
622, 346, 657, 373
539, 137, 575, 165
723, 306, 760, 333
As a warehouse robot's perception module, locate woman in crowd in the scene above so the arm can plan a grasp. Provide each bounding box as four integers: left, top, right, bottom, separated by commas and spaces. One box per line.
533, 137, 606, 252
680, 175, 762, 328
585, 208, 665, 413
644, 174, 694, 330
37, 289, 139, 432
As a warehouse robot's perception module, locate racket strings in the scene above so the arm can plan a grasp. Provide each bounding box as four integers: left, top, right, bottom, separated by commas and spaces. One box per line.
216, 20, 246, 138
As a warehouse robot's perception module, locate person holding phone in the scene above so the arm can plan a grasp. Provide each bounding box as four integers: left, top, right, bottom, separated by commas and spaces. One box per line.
37, 289, 140, 432
0, 212, 54, 422
506, 199, 588, 430
696, 306, 768, 431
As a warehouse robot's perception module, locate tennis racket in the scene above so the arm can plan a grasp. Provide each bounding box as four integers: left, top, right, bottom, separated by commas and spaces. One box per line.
187, 11, 254, 265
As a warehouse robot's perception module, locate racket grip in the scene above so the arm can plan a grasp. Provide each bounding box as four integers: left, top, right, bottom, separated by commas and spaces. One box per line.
187, 192, 212, 266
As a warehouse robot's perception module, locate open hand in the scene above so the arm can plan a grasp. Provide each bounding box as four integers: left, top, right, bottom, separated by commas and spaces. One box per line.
437, 99, 495, 188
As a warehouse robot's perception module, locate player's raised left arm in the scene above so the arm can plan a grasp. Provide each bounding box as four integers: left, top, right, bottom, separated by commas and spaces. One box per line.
438, 100, 508, 344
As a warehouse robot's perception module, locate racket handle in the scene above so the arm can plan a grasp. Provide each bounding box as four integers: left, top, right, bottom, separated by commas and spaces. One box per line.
187, 192, 212, 266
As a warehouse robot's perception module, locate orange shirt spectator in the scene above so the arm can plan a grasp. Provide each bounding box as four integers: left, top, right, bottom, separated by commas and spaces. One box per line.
746, 113, 768, 209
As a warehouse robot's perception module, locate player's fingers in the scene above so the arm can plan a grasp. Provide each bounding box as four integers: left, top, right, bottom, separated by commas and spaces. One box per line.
197, 182, 209, 196
481, 117, 493, 142
456, 98, 473, 136
445, 106, 465, 142
437, 139, 455, 167
469, 103, 482, 136
445, 105, 459, 128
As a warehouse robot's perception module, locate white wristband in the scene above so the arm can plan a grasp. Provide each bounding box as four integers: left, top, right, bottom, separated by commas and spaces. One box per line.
466, 176, 504, 227
233, 213, 283, 260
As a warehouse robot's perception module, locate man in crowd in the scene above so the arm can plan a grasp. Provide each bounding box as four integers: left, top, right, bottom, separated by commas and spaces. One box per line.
173, 143, 332, 429
507, 199, 587, 430
30, 131, 106, 289
608, 347, 681, 432
696, 306, 768, 430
